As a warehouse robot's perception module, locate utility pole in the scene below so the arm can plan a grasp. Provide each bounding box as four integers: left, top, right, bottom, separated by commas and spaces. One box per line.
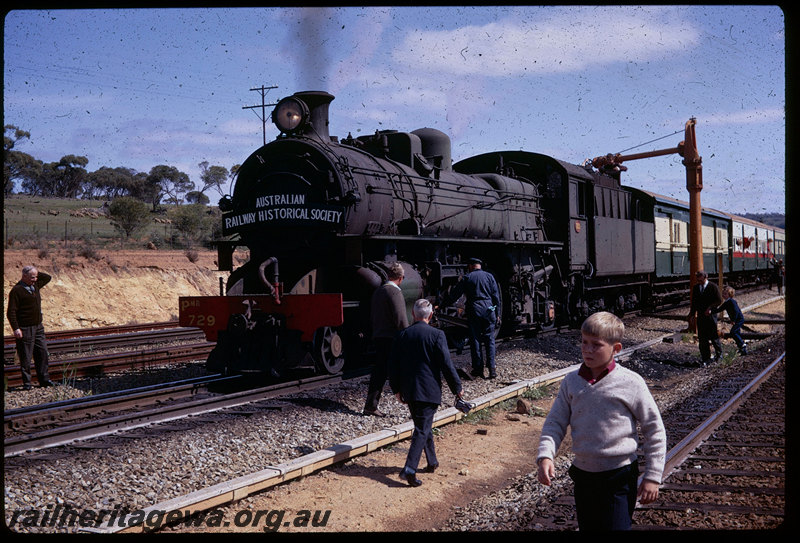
242, 85, 279, 147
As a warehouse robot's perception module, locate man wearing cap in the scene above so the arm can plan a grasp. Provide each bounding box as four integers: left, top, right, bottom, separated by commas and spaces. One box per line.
443, 258, 502, 379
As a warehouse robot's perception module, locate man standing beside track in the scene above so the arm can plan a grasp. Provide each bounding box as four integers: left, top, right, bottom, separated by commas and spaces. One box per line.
442, 258, 501, 379
687, 269, 723, 366
7, 265, 56, 390
363, 262, 409, 417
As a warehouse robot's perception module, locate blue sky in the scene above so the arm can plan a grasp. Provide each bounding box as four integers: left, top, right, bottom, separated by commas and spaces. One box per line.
4, 6, 785, 214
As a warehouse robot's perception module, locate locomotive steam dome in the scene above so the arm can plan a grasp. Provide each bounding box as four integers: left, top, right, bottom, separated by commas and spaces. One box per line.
411, 127, 452, 171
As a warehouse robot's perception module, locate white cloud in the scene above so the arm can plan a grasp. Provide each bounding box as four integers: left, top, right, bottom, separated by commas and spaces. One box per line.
392, 7, 700, 77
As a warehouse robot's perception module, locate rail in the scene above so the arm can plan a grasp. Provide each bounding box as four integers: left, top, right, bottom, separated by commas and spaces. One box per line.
660, 352, 785, 481
4, 342, 214, 388
4, 370, 369, 458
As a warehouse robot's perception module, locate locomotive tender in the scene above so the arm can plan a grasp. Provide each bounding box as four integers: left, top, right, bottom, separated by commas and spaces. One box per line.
179, 90, 784, 377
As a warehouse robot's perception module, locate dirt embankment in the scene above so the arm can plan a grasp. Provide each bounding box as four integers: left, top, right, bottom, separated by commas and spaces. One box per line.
3, 249, 229, 336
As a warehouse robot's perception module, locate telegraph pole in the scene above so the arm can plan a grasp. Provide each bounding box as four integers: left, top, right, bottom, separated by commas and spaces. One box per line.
242, 85, 278, 146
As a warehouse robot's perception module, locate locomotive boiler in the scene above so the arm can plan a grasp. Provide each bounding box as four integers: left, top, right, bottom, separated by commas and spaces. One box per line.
180, 90, 561, 376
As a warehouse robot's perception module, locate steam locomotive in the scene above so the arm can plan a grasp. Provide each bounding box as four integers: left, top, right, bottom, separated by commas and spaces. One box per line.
179, 90, 784, 377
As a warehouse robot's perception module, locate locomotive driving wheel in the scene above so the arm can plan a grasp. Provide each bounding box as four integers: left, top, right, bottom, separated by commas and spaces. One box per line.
313, 326, 346, 374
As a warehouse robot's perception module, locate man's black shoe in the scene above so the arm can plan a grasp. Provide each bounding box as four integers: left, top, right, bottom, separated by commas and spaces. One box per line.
40, 380, 56, 387
364, 409, 387, 418
422, 463, 439, 473
487, 370, 497, 379
22, 384, 33, 391
400, 470, 422, 487
470, 369, 484, 379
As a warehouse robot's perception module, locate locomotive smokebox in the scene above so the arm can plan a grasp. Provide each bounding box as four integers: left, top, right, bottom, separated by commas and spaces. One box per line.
272, 90, 334, 141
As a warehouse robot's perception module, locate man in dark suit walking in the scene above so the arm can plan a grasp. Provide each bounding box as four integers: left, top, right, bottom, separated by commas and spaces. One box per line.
687, 270, 724, 365
389, 299, 464, 487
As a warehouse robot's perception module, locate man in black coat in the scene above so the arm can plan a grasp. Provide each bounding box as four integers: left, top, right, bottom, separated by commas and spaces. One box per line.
687, 270, 724, 365
389, 299, 464, 487
442, 258, 501, 379
7, 266, 55, 390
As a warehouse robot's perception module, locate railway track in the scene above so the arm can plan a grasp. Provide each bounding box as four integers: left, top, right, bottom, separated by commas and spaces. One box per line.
4, 325, 204, 362
3, 341, 214, 388
5, 374, 231, 431
3, 321, 180, 344
4, 369, 370, 458
4, 292, 783, 534
634, 353, 785, 529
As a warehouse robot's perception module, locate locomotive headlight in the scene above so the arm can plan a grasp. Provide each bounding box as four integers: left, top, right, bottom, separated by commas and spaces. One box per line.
272, 97, 309, 134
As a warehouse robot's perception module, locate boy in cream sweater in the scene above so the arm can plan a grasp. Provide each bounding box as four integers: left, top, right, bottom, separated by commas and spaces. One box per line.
536, 311, 666, 531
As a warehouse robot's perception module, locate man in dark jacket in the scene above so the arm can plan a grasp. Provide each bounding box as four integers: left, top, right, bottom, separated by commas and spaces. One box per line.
363, 262, 409, 417
7, 266, 55, 389
443, 258, 501, 379
687, 270, 723, 365
389, 299, 464, 487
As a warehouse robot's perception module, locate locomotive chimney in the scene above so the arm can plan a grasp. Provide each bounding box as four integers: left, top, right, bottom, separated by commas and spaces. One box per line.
295, 90, 334, 141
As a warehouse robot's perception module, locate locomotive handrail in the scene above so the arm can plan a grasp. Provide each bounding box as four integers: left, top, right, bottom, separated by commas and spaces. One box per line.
348, 163, 539, 203
258, 257, 281, 303
425, 195, 517, 227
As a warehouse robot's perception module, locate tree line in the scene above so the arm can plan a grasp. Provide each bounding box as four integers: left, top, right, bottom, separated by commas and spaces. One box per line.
4, 124, 242, 244
4, 124, 239, 208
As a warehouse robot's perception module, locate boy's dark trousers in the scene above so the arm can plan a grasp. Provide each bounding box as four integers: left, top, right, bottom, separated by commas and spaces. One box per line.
568, 462, 639, 531
729, 320, 746, 353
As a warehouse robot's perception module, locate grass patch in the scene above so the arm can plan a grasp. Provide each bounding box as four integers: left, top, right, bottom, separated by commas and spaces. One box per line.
458, 382, 555, 424
3, 194, 202, 249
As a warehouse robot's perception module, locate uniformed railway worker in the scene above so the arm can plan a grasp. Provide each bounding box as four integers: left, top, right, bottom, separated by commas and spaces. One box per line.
443, 258, 502, 379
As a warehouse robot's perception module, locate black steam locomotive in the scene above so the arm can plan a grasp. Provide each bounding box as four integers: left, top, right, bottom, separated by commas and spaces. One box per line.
179, 91, 784, 377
